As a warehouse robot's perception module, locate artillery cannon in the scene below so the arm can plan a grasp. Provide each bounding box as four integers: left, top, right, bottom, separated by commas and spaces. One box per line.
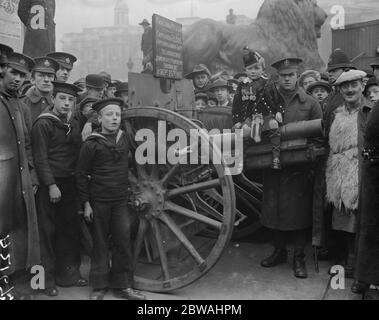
123, 72, 325, 293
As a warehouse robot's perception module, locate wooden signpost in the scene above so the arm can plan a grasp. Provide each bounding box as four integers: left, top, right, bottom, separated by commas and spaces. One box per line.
152, 14, 183, 80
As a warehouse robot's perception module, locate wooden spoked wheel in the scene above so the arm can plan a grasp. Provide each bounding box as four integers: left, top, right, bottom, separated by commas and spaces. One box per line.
124, 107, 236, 293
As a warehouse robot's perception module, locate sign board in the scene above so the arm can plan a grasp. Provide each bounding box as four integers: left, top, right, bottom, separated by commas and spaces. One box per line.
152, 14, 183, 80
0, 0, 23, 51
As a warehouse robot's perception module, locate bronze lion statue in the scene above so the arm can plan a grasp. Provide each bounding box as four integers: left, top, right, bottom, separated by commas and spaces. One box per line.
183, 0, 328, 74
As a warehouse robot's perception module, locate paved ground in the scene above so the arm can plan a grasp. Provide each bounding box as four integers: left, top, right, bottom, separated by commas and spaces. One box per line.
35, 235, 363, 301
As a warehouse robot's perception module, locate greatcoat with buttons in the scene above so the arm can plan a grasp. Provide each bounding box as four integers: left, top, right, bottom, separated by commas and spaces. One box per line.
0, 86, 40, 272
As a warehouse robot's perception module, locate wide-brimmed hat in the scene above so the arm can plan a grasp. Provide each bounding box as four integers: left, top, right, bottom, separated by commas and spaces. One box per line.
184, 64, 211, 79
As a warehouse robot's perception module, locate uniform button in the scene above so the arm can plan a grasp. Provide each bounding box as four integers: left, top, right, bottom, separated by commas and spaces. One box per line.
20, 166, 23, 171
22, 191, 26, 195
11, 116, 15, 121
18, 141, 21, 145
42, 101, 45, 104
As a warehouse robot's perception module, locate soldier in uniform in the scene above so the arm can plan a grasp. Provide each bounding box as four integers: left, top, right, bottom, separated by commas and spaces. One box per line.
185, 64, 212, 92
32, 82, 87, 296
140, 19, 153, 71
0, 50, 40, 299
22, 57, 59, 122
46, 52, 77, 83
76, 98, 146, 301
260, 58, 323, 279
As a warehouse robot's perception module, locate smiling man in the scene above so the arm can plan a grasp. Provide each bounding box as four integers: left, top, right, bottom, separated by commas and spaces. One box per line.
32, 81, 87, 297
22, 57, 59, 122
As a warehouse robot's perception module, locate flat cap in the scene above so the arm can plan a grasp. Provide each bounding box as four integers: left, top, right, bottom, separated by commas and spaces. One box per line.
79, 97, 99, 111
334, 70, 367, 86
271, 58, 303, 72
53, 81, 81, 97
7, 52, 35, 74
86, 74, 105, 89
47, 52, 77, 71
33, 57, 60, 74
92, 98, 124, 113
208, 79, 233, 92
0, 43, 13, 64
307, 81, 332, 94
185, 64, 211, 79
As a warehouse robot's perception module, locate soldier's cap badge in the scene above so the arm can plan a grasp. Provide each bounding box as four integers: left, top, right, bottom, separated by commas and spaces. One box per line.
284, 59, 290, 67
44, 60, 50, 67
20, 59, 26, 65
66, 58, 71, 64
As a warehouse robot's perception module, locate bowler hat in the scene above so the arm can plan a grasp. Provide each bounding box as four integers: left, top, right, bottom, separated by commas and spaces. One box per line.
92, 98, 124, 113
0, 43, 13, 64
33, 57, 60, 74
327, 49, 355, 72
99, 71, 112, 85
115, 82, 128, 97
307, 81, 332, 94
7, 53, 35, 74
185, 64, 211, 79
139, 19, 150, 26
334, 70, 366, 86
47, 52, 77, 71
86, 74, 105, 90
53, 81, 81, 97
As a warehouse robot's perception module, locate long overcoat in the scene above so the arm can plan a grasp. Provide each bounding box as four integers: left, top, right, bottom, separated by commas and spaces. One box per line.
261, 88, 323, 231
355, 101, 379, 286
0, 88, 40, 272
18, 0, 56, 57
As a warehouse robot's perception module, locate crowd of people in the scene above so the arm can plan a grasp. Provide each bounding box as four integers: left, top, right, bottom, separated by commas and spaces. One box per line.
1, 34, 379, 300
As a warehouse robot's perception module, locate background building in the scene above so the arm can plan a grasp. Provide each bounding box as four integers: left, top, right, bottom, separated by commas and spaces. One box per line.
61, 0, 143, 82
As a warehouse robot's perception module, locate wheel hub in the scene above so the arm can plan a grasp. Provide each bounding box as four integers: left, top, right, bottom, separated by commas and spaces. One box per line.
129, 181, 165, 219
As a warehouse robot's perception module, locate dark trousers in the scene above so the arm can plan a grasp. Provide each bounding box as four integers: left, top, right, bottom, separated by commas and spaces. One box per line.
36, 177, 82, 288
89, 200, 135, 290
273, 229, 307, 257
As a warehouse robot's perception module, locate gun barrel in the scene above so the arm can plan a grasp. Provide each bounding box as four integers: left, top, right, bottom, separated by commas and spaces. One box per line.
280, 119, 324, 141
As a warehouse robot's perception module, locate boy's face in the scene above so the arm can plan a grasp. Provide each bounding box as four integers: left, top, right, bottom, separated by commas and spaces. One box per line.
56, 67, 70, 83
195, 98, 207, 110
214, 87, 229, 103
81, 102, 94, 118
302, 76, 317, 91
366, 84, 379, 103
99, 105, 121, 133
2, 67, 26, 92
53, 92, 75, 116
32, 71, 55, 93
311, 87, 329, 102
245, 63, 264, 80
193, 73, 209, 89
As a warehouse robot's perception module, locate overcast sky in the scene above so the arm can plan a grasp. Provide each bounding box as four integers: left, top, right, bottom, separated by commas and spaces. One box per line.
55, 0, 379, 49
55, 0, 264, 48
